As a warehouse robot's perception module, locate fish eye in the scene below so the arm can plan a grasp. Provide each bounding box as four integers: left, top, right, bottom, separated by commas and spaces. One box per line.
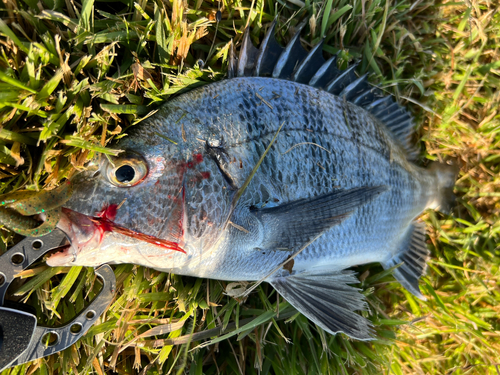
106, 153, 148, 187
115, 165, 135, 183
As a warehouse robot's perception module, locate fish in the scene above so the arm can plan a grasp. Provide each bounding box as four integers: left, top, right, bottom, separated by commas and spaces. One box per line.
46, 23, 457, 340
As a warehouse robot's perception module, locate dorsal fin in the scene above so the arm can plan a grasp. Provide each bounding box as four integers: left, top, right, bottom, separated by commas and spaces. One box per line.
272, 21, 307, 79
237, 28, 259, 77
229, 21, 418, 159
254, 22, 283, 76
292, 40, 325, 83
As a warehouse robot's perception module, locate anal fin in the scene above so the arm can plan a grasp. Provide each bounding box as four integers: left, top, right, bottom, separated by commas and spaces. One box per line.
383, 222, 430, 300
270, 271, 374, 340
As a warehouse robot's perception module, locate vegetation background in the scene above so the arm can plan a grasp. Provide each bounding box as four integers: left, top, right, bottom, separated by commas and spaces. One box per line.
0, 0, 499, 374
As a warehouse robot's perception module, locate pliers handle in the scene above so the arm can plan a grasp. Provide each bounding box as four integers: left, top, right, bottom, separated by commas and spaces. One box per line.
0, 229, 116, 371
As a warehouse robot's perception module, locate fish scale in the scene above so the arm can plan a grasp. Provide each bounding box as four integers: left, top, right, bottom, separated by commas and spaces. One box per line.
51, 24, 457, 340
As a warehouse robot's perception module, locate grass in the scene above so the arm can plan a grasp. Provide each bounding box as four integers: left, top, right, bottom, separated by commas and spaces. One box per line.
0, 0, 499, 374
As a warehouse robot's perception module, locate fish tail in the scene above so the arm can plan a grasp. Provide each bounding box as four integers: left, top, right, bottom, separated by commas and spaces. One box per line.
426, 161, 459, 213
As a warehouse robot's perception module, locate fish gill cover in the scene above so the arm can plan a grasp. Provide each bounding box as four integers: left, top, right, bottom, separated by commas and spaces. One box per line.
0, 0, 499, 374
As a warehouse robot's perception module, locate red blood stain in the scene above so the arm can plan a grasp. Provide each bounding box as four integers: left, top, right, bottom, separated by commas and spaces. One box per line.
172, 153, 210, 186
90, 216, 185, 254
193, 153, 203, 164
96, 219, 113, 235
176, 163, 187, 176
91, 203, 185, 253
94, 204, 120, 242
162, 153, 207, 246
95, 204, 118, 221
176, 153, 204, 175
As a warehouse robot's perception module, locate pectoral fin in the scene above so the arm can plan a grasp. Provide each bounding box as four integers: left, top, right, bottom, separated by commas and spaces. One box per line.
253, 186, 388, 251
270, 271, 374, 340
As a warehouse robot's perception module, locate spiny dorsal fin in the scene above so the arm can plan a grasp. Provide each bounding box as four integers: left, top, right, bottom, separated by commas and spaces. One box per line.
309, 54, 340, 88
229, 21, 418, 159
272, 21, 307, 79
292, 39, 325, 83
237, 28, 259, 77
228, 40, 237, 79
254, 22, 283, 76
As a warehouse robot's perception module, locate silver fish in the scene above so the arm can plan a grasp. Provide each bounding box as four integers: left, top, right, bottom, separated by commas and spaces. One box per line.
47, 24, 456, 340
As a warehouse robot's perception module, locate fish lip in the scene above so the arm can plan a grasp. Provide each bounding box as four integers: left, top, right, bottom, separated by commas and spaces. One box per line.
47, 207, 100, 266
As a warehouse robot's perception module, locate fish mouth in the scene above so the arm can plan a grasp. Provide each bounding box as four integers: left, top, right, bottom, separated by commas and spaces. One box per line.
46, 208, 98, 266
46, 207, 185, 267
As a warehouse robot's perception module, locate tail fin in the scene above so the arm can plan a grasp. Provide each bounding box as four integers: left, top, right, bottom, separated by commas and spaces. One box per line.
427, 162, 459, 214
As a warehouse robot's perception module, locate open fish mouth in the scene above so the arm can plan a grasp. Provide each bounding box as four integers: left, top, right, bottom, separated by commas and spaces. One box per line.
46, 207, 185, 267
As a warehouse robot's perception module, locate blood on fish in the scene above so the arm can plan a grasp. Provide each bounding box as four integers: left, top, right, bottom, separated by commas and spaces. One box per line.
91, 216, 185, 254
95, 204, 118, 221
176, 163, 187, 175
200, 171, 210, 179
92, 203, 185, 253
194, 153, 203, 164
112, 224, 185, 253
176, 153, 205, 174
95, 218, 114, 235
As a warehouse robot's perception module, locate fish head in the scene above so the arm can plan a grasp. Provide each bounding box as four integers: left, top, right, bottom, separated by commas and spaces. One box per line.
46, 122, 228, 270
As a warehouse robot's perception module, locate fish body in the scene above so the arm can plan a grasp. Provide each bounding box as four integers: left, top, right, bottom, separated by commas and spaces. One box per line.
48, 25, 456, 339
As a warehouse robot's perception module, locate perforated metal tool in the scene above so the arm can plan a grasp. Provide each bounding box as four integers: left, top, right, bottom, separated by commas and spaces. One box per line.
0, 229, 116, 370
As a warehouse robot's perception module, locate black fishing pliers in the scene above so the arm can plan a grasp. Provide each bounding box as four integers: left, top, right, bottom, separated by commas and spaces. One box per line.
0, 229, 116, 370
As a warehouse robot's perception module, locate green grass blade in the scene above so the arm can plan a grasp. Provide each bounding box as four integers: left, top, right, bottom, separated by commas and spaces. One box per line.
0, 71, 37, 93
